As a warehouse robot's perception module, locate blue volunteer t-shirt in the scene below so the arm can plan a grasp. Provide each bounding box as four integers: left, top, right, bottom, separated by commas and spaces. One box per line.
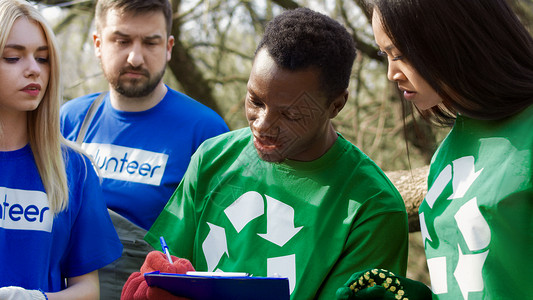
0, 145, 122, 292
60, 87, 229, 230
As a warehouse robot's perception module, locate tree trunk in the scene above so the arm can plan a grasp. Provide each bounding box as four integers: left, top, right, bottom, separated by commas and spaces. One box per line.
385, 165, 429, 232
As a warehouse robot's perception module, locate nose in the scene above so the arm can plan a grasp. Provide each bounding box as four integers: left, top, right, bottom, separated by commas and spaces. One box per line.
253, 108, 280, 137
127, 42, 144, 67
24, 57, 41, 78
387, 61, 406, 82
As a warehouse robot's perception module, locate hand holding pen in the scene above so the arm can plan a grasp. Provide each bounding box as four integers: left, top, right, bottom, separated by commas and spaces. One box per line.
122, 247, 196, 299
159, 236, 173, 264
158, 236, 248, 277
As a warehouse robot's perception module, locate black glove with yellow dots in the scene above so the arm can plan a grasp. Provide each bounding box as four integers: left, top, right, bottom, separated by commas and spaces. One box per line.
336, 269, 433, 300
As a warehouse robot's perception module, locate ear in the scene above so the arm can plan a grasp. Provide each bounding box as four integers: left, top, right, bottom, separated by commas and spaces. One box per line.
93, 32, 102, 58
328, 90, 348, 118
166, 35, 175, 62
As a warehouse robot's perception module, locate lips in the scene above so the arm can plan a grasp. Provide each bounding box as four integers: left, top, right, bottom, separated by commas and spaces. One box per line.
399, 86, 416, 100
398, 85, 414, 93
253, 134, 281, 152
120, 68, 149, 78
403, 90, 416, 97
21, 83, 41, 96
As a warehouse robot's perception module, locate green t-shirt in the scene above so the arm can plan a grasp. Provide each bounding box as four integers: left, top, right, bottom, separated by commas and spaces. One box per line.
419, 105, 533, 299
146, 128, 408, 299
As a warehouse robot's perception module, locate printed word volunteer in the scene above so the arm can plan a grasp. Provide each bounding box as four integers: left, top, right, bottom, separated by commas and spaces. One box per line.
83, 142, 168, 186
0, 188, 52, 232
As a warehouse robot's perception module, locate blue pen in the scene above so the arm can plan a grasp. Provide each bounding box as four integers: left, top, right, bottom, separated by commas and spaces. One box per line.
159, 236, 173, 264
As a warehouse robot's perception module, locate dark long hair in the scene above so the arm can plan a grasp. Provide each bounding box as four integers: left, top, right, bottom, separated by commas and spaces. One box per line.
368, 0, 533, 125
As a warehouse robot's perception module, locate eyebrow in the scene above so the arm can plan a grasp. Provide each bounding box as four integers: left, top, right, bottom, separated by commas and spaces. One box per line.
112, 31, 163, 40
384, 45, 396, 51
4, 44, 49, 51
247, 88, 260, 99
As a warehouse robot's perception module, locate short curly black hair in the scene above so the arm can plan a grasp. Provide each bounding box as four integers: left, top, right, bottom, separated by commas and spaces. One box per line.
256, 7, 357, 101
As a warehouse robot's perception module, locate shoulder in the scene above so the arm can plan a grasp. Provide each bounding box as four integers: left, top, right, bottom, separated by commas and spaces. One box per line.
199, 128, 250, 148
336, 135, 383, 171
60, 92, 105, 124
164, 88, 226, 123
61, 93, 102, 114
193, 128, 251, 159
61, 144, 96, 180
60, 93, 107, 137
513, 103, 533, 120
509, 103, 533, 131
336, 135, 405, 205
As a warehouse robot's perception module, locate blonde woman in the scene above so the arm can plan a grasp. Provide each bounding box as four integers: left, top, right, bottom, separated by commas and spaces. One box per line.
0, 0, 122, 299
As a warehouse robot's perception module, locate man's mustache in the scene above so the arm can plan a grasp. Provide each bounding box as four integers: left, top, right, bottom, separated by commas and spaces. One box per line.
119, 67, 150, 77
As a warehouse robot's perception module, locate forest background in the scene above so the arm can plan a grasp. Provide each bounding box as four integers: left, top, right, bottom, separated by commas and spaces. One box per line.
33, 0, 533, 287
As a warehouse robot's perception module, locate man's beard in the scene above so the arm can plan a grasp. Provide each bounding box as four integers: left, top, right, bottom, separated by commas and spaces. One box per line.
107, 66, 166, 98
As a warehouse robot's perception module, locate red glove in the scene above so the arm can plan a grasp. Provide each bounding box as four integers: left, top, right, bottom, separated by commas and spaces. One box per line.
121, 251, 195, 300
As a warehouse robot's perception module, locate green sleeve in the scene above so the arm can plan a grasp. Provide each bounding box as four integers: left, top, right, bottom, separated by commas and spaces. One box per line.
145, 150, 201, 261
317, 211, 409, 299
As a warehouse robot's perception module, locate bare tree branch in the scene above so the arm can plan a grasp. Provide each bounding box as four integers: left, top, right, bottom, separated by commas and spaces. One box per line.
169, 0, 222, 114
268, 0, 299, 10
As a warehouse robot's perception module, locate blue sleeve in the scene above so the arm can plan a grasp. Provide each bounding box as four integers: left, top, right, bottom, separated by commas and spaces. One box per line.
163, 88, 229, 152
60, 93, 100, 141
62, 151, 123, 277
192, 113, 229, 153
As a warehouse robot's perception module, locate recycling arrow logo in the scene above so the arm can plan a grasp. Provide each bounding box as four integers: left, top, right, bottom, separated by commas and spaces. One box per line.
201, 191, 302, 293
420, 156, 491, 300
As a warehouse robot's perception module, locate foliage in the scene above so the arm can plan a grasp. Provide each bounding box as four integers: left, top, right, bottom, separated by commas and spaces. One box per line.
33, 0, 533, 172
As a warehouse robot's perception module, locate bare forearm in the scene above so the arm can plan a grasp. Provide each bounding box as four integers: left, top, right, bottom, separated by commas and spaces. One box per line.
46, 271, 99, 300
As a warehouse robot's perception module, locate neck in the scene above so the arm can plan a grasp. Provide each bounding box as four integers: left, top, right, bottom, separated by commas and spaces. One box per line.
109, 82, 167, 112
292, 123, 338, 162
0, 111, 29, 151
321, 124, 339, 155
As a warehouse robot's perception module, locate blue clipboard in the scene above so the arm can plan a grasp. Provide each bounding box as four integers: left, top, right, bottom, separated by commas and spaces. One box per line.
144, 271, 290, 300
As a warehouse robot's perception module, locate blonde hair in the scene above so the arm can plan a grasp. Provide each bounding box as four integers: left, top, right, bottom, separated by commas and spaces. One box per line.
0, 0, 77, 214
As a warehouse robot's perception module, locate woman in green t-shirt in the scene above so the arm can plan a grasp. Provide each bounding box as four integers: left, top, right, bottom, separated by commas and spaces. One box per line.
338, 0, 533, 299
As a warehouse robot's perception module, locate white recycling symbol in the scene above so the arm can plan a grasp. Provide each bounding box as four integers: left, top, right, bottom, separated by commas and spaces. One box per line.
421, 156, 491, 300
201, 191, 302, 294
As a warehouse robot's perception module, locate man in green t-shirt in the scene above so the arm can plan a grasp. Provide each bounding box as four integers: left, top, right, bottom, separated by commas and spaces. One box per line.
126, 7, 409, 299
